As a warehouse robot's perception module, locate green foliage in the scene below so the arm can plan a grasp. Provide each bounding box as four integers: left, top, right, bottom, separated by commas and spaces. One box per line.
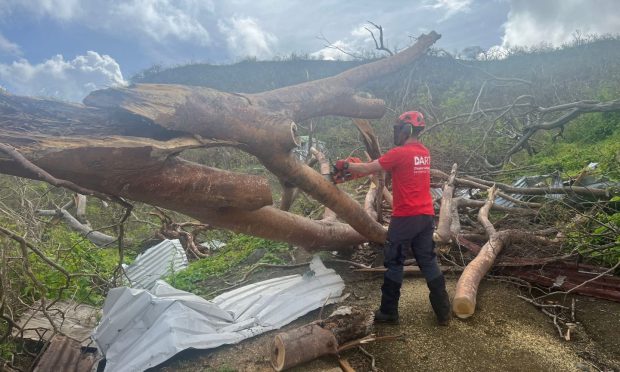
31, 229, 118, 305
527, 112, 620, 179
574, 210, 620, 266
0, 338, 14, 360
167, 234, 289, 295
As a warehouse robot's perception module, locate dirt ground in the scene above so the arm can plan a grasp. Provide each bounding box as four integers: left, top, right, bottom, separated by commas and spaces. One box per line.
152, 262, 620, 372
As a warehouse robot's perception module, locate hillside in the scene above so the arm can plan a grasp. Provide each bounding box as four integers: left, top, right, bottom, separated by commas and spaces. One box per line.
133, 38, 620, 176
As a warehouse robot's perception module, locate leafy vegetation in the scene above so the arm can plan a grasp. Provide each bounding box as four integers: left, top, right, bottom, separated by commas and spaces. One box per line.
167, 234, 289, 296
29, 229, 119, 305
585, 210, 620, 266
525, 112, 620, 178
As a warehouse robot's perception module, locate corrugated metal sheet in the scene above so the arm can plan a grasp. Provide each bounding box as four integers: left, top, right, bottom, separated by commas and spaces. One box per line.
434, 172, 573, 208
33, 335, 98, 372
125, 239, 188, 290
14, 300, 100, 346
495, 172, 564, 207
431, 187, 478, 201
199, 239, 226, 251
92, 256, 345, 372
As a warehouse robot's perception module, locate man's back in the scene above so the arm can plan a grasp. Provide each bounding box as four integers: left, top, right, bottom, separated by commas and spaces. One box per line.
378, 141, 434, 217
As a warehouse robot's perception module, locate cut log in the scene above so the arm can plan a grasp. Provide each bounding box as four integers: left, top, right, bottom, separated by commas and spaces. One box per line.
434, 163, 458, 245
453, 186, 503, 319
271, 323, 338, 371
271, 306, 373, 371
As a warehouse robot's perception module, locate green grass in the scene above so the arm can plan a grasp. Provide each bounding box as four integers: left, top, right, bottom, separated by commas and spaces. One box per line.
166, 234, 289, 295
526, 112, 620, 179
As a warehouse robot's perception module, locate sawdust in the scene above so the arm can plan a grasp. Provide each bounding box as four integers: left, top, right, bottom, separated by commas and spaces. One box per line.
152, 263, 620, 372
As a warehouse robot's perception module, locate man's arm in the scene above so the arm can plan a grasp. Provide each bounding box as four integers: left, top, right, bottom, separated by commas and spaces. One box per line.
346, 159, 383, 175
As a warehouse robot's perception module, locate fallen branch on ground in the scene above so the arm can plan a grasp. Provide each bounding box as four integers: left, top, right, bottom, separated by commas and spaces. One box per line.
36, 208, 116, 247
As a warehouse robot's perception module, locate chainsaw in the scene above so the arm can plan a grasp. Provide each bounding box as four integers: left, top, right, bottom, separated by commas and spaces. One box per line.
331, 157, 366, 184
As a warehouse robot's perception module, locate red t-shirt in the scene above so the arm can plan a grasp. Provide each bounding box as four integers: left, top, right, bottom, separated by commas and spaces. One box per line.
378, 142, 434, 217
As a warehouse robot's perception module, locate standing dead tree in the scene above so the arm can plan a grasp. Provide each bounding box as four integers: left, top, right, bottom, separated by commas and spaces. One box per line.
365, 21, 394, 56
317, 21, 394, 60
0, 32, 441, 251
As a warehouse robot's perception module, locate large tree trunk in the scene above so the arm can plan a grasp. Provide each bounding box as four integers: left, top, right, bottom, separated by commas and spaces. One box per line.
0, 32, 442, 249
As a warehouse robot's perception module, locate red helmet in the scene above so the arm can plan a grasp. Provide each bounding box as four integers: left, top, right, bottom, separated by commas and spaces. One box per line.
398, 111, 425, 127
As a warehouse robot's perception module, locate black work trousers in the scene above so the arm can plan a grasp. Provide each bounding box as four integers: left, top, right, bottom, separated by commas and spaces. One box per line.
383, 214, 441, 284
380, 215, 450, 323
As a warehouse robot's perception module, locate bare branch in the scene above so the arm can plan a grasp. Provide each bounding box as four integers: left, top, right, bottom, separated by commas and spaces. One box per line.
36, 208, 116, 246
365, 21, 394, 56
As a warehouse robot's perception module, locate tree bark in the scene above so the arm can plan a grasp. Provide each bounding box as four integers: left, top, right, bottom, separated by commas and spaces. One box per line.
73, 194, 88, 224
434, 163, 458, 245
453, 186, 506, 319
36, 209, 116, 246
271, 323, 338, 371
353, 119, 385, 221
271, 306, 373, 371
432, 169, 614, 200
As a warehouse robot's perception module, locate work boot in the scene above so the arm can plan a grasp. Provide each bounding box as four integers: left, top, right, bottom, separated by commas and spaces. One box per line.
427, 275, 452, 326
374, 309, 399, 324
375, 277, 401, 324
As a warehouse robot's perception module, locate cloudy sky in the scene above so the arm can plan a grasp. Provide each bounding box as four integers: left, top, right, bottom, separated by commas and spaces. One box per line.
0, 0, 619, 101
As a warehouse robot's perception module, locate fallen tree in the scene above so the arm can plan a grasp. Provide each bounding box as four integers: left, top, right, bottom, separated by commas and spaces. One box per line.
0, 31, 443, 250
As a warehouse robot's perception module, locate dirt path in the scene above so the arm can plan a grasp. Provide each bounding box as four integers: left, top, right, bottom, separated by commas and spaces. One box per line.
153, 265, 620, 372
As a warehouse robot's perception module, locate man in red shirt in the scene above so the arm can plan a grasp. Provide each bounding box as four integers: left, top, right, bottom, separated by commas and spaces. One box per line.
337, 111, 451, 325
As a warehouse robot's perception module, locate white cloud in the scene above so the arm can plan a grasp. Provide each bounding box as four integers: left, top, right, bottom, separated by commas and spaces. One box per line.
425, 0, 472, 21
4, 0, 82, 20
311, 40, 357, 61
111, 0, 212, 45
0, 33, 21, 56
501, 0, 620, 48
0, 51, 127, 102
311, 23, 394, 60
2, 0, 214, 46
0, 0, 509, 65
217, 17, 277, 59
477, 45, 509, 60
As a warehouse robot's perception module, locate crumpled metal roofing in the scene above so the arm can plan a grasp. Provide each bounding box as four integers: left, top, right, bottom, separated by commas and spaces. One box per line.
92, 256, 345, 372
432, 172, 567, 208
33, 335, 98, 372
495, 172, 564, 207
14, 300, 100, 347
124, 239, 188, 290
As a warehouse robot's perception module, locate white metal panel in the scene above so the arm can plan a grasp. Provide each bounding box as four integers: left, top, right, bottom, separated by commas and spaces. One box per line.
124, 239, 188, 290
92, 256, 345, 372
